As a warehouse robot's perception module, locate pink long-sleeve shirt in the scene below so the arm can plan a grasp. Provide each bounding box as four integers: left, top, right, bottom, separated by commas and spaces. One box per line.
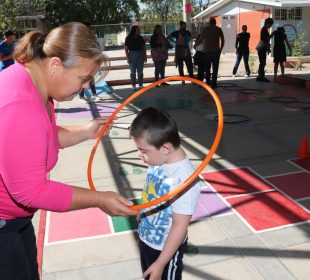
0, 63, 72, 220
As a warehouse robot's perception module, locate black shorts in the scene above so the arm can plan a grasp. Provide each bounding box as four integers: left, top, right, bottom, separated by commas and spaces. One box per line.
139, 238, 187, 280
0, 216, 39, 280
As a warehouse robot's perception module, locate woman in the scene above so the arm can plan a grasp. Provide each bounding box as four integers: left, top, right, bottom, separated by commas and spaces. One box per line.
272, 26, 291, 80
150, 25, 171, 86
125, 25, 147, 90
0, 22, 138, 280
193, 33, 205, 82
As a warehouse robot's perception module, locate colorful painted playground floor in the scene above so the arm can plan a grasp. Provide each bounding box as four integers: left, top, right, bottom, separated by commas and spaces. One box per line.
45, 158, 310, 245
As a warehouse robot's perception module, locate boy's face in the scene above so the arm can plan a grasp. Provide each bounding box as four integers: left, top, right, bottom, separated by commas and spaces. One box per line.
133, 137, 168, 166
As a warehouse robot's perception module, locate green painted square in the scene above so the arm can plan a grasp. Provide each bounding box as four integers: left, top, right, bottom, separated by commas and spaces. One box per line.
111, 198, 141, 233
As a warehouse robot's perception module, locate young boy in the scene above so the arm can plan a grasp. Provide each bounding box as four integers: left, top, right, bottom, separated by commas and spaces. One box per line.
129, 107, 201, 280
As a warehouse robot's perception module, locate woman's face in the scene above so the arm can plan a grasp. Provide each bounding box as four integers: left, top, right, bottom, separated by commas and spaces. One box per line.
50, 57, 99, 101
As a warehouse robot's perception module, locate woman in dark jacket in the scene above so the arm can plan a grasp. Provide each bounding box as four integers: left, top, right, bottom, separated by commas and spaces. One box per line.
125, 26, 147, 90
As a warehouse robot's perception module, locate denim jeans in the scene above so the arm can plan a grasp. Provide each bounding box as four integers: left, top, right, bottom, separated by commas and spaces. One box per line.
129, 51, 144, 86
204, 51, 221, 86
154, 60, 167, 80
233, 50, 250, 75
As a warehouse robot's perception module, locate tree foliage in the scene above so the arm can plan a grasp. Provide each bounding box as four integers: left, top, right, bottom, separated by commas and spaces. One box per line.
140, 0, 183, 22
0, 0, 140, 31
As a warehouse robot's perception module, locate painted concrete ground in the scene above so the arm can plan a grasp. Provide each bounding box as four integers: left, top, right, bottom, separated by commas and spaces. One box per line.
42, 78, 310, 279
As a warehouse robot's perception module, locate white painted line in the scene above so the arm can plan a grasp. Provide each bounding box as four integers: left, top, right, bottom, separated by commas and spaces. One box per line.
254, 220, 310, 233
224, 189, 275, 200
263, 170, 303, 179
296, 196, 310, 202
44, 211, 51, 246
45, 229, 138, 246
287, 158, 310, 173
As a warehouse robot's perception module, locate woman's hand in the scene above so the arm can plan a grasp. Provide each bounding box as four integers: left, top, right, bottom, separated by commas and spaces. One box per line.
84, 116, 112, 139
97, 191, 138, 216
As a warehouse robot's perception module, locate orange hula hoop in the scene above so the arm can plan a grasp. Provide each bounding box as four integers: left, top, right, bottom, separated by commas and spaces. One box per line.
87, 76, 224, 211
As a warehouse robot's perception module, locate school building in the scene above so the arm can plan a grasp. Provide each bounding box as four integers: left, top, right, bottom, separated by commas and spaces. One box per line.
193, 0, 310, 54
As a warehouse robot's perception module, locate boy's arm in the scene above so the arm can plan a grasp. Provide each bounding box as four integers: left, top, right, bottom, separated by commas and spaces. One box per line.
143, 213, 192, 280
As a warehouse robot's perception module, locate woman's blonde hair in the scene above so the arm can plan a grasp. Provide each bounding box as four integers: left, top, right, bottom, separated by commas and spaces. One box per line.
13, 22, 108, 80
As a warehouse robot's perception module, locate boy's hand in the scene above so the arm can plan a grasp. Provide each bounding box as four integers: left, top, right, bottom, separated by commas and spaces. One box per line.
143, 260, 165, 280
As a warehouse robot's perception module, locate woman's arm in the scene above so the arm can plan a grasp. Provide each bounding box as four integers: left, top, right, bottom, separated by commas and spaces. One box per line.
143, 213, 191, 280
69, 187, 137, 216
125, 45, 130, 64
58, 116, 110, 148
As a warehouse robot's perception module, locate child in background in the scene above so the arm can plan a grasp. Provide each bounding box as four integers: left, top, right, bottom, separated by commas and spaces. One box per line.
129, 107, 201, 280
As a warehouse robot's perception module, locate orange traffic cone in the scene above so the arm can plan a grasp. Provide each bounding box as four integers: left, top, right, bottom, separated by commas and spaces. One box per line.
297, 136, 309, 158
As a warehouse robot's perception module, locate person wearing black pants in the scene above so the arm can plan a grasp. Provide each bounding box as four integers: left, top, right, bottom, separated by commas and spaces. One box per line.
232, 25, 251, 77
201, 18, 225, 88
0, 216, 39, 280
256, 18, 274, 82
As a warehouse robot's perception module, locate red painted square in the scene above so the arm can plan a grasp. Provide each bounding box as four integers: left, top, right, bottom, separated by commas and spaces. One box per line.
202, 168, 272, 198
48, 208, 111, 243
227, 191, 310, 231
267, 172, 310, 199
291, 157, 310, 172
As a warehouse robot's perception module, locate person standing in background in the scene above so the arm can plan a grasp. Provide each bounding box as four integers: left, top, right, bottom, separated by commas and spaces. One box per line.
232, 25, 251, 78
0, 30, 15, 71
256, 17, 274, 82
202, 18, 225, 88
168, 21, 194, 85
193, 33, 205, 82
125, 25, 147, 90
272, 26, 291, 81
150, 24, 172, 86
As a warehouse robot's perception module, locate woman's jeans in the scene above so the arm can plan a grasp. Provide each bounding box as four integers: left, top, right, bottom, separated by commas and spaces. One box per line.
129, 51, 144, 86
233, 50, 250, 75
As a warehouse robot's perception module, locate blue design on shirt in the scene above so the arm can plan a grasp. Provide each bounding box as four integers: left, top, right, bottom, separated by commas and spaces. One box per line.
139, 166, 172, 247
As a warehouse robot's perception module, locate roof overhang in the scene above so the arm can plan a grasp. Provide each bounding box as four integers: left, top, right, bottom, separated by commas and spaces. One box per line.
193, 0, 310, 20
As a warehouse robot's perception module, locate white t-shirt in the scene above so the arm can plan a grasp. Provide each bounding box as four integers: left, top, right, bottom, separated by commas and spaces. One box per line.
138, 157, 201, 250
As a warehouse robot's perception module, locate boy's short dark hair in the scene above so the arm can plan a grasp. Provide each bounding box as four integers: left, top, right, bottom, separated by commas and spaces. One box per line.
179, 21, 186, 26
129, 107, 181, 149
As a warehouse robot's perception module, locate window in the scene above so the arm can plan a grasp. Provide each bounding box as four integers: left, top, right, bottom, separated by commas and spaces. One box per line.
274, 8, 302, 20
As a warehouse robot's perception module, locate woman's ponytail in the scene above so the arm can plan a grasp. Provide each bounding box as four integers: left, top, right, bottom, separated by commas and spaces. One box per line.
13, 31, 46, 64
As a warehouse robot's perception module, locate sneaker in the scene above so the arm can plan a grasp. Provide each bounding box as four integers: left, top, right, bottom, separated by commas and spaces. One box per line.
92, 95, 102, 102
182, 81, 185, 86
232, 74, 236, 78
257, 77, 270, 83
161, 82, 170, 86
138, 85, 143, 90
245, 74, 250, 78
132, 85, 137, 91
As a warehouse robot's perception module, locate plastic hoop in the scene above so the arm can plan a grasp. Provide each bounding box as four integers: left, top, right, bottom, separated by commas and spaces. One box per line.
87, 76, 224, 211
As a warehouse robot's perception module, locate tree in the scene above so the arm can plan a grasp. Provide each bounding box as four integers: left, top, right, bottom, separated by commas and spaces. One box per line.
45, 0, 139, 27
0, 0, 140, 31
140, 0, 182, 33
0, 0, 21, 30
